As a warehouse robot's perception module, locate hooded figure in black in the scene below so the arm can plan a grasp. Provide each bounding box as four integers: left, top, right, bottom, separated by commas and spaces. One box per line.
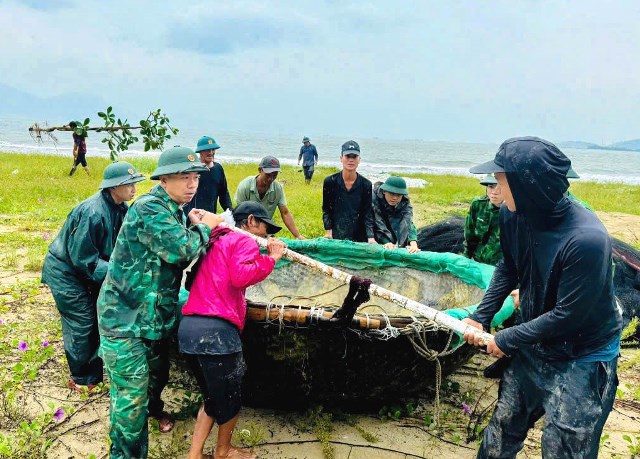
463, 137, 621, 459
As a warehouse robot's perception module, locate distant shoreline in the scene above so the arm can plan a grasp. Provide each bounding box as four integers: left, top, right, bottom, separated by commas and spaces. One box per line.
4, 147, 640, 186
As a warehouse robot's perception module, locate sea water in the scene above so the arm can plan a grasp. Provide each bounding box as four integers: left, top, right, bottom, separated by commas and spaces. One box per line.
2, 115, 640, 185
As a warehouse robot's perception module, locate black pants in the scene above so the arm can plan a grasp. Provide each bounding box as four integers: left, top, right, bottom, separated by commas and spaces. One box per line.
74, 153, 87, 167
303, 165, 314, 180
188, 352, 246, 425
477, 348, 618, 459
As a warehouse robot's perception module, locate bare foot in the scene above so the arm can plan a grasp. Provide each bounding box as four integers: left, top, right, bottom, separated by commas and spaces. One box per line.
214, 446, 256, 459
188, 453, 213, 459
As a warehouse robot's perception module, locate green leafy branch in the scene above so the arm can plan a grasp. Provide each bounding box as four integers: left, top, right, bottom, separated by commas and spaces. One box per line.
29, 107, 179, 161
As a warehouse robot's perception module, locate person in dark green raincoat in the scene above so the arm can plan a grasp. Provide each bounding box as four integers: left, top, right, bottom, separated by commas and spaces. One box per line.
97, 146, 223, 459
371, 176, 419, 253
42, 162, 146, 392
463, 174, 504, 265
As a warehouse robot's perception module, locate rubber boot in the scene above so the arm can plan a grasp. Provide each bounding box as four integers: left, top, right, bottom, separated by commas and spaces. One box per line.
69, 166, 77, 176
83, 166, 90, 175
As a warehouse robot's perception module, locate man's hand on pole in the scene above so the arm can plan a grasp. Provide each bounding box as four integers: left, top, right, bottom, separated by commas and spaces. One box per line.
462, 317, 506, 358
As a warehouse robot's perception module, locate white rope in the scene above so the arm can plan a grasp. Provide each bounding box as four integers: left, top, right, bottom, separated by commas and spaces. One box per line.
223, 222, 495, 345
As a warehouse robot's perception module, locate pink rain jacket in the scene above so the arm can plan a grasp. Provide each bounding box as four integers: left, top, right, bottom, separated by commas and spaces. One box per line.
182, 227, 276, 332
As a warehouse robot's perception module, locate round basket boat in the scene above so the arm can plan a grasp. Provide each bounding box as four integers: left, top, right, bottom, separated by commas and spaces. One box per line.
223, 238, 515, 409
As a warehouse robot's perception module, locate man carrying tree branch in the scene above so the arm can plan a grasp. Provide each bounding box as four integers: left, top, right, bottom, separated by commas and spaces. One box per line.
69, 120, 90, 176
463, 137, 622, 459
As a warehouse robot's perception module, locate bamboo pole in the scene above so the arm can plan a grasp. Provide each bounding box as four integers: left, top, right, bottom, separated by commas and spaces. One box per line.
29, 125, 141, 133
245, 302, 383, 329
227, 225, 495, 345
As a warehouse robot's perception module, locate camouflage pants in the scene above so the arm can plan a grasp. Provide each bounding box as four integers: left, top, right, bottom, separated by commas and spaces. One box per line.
99, 336, 170, 459
477, 348, 618, 459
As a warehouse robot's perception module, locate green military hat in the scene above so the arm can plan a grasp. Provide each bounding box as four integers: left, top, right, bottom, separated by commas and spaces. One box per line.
99, 162, 146, 189
150, 146, 208, 180
480, 174, 497, 186
195, 136, 220, 152
380, 176, 409, 195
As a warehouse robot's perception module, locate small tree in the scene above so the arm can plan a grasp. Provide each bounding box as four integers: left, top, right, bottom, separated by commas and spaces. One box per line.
29, 106, 179, 161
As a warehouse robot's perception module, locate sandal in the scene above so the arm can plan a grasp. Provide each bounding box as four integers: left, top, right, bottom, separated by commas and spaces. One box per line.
68, 379, 98, 395
150, 411, 175, 433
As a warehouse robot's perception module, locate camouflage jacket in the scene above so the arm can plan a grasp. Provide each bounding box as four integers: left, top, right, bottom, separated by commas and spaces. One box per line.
97, 185, 211, 340
463, 196, 502, 265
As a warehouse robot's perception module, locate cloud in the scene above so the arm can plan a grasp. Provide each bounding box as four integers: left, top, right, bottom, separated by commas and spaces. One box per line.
167, 4, 316, 54
0, 0, 639, 143
20, 0, 74, 11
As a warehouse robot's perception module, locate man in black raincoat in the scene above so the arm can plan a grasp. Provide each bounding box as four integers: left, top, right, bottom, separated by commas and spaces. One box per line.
42, 162, 146, 392
463, 137, 622, 459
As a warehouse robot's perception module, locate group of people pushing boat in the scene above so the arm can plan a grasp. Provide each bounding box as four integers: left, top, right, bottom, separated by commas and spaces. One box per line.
42, 133, 620, 459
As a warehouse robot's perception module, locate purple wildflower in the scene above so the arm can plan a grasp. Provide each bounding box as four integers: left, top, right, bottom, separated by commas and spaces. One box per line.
462, 403, 472, 415
42, 233, 50, 241
0, 319, 4, 325
18, 341, 28, 352
53, 408, 64, 421
42, 340, 50, 348
38, 198, 43, 203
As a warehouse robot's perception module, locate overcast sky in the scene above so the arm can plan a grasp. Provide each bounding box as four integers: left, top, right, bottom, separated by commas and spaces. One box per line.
2, 0, 639, 143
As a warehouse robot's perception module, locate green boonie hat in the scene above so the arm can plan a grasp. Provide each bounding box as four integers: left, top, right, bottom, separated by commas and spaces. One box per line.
195, 136, 220, 152
380, 176, 408, 195
150, 146, 208, 180
99, 162, 146, 189
479, 174, 497, 186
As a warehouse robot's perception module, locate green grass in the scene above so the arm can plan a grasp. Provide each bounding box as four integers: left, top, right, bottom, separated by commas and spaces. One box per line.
0, 150, 639, 458
1, 150, 639, 265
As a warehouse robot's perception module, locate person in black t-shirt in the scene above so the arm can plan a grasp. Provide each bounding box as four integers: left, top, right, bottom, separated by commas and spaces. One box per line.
184, 135, 233, 221
322, 140, 375, 243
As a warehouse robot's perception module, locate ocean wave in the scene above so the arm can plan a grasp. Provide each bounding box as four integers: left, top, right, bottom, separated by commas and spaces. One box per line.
2, 140, 640, 185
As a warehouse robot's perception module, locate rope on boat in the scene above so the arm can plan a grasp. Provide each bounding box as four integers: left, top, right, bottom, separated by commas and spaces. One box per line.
260, 288, 464, 427
223, 222, 495, 345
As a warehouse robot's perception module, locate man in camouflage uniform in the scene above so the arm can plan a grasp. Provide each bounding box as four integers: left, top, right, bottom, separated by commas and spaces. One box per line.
97, 146, 223, 459
463, 174, 503, 265
42, 162, 145, 392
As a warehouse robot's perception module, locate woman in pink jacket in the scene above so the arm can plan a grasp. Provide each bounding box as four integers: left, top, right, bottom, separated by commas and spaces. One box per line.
179, 201, 286, 459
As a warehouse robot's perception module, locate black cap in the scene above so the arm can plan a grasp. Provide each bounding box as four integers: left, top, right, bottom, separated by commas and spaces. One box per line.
566, 166, 580, 179
258, 155, 281, 173
469, 158, 505, 174
232, 201, 282, 235
470, 137, 572, 175
341, 140, 360, 155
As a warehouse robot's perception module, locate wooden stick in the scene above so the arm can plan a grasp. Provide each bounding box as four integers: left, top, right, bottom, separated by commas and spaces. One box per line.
29, 125, 142, 133
246, 303, 383, 329
227, 225, 495, 345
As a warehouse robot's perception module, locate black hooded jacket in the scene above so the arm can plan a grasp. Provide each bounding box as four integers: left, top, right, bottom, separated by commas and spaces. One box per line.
470, 137, 622, 360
